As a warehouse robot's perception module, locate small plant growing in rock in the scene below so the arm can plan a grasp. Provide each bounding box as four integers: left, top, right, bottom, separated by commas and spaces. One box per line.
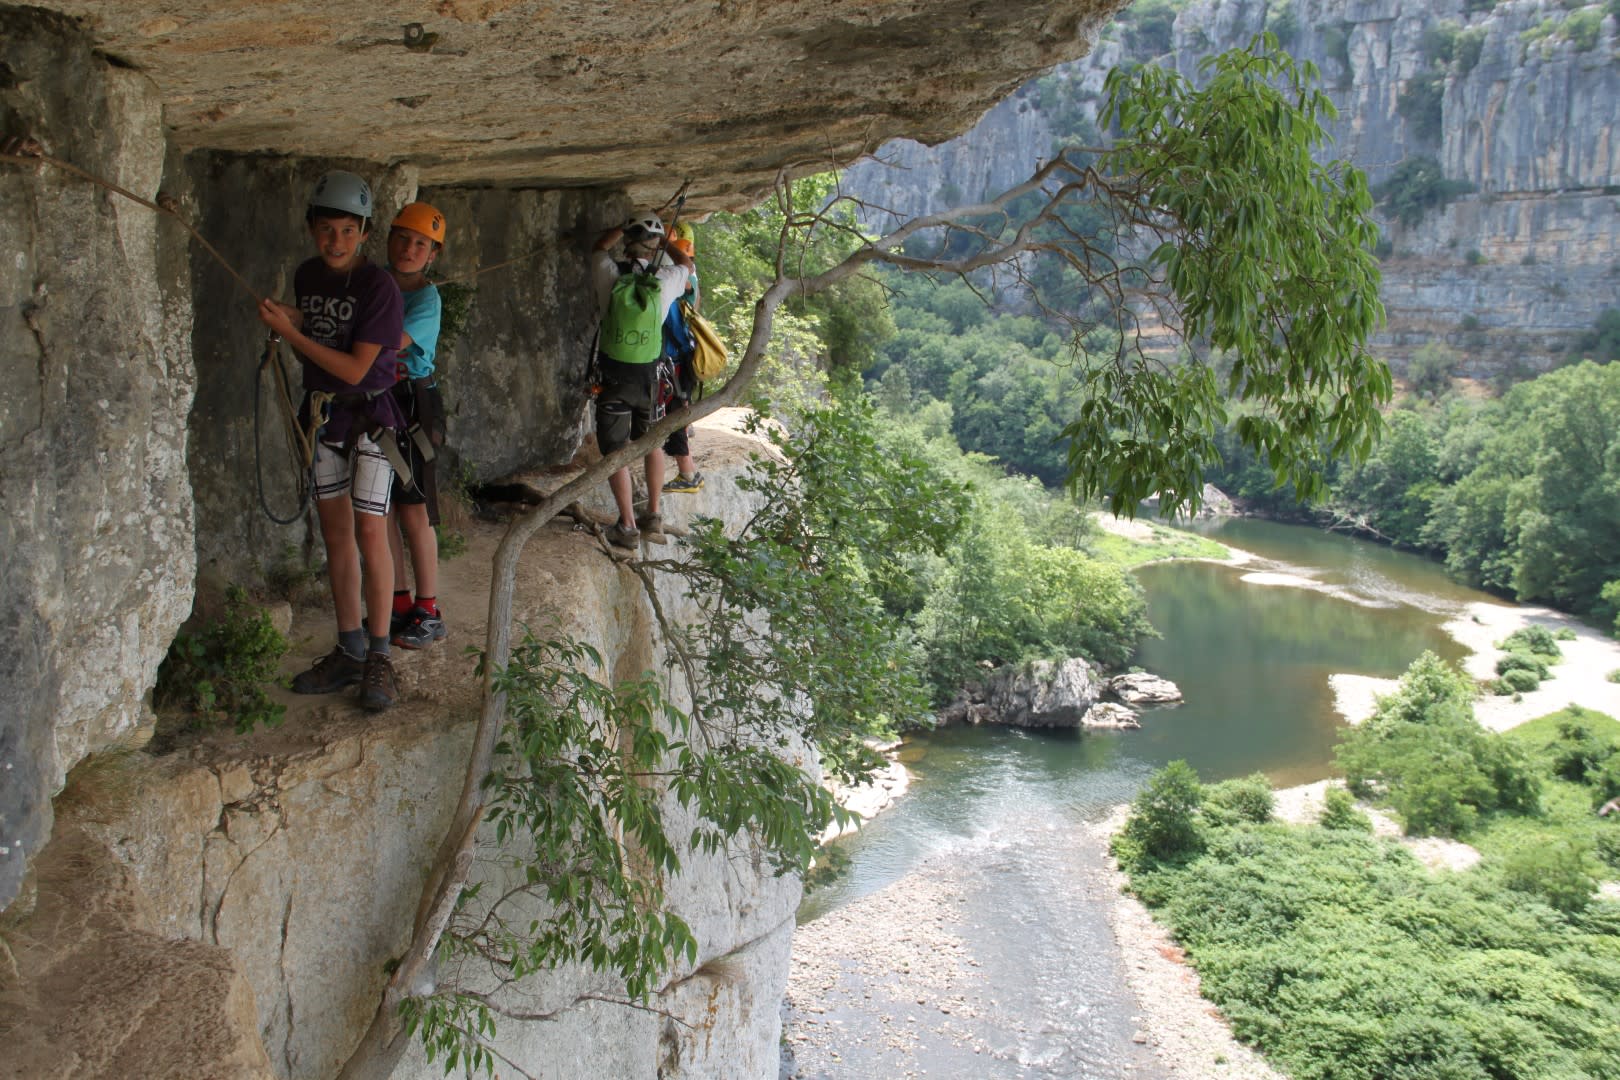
154, 587, 287, 734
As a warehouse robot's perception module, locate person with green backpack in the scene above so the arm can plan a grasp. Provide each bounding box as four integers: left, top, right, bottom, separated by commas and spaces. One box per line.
591, 211, 693, 549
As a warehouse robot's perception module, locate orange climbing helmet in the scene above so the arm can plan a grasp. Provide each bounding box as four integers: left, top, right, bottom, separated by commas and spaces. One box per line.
391, 202, 447, 246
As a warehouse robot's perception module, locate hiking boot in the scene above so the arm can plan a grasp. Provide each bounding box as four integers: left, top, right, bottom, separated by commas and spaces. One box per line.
607, 522, 640, 550
393, 608, 447, 650
636, 510, 663, 535
663, 471, 704, 494
291, 645, 366, 695
358, 652, 398, 712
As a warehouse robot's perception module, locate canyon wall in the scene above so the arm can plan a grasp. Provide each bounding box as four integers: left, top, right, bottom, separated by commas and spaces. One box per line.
844, 0, 1620, 371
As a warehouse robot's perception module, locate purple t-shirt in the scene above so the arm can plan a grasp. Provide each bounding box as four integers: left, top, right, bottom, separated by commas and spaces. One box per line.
293, 257, 406, 444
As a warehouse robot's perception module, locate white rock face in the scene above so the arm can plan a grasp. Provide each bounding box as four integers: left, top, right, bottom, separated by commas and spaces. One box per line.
0, 9, 197, 910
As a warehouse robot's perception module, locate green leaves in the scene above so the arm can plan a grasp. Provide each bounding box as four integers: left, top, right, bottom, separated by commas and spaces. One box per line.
1067, 34, 1389, 515
153, 586, 288, 734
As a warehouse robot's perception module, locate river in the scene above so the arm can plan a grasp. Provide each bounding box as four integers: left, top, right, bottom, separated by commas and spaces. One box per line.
782, 519, 1505, 1078
798, 517, 1491, 925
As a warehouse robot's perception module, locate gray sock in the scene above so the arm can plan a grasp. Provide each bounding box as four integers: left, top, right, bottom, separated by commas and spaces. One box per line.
369, 635, 391, 658
338, 628, 366, 660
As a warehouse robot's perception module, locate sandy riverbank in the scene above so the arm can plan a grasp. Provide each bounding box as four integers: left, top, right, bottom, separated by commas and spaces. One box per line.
1327, 600, 1620, 730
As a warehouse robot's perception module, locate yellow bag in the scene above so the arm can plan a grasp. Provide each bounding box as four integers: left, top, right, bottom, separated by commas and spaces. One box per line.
681, 298, 729, 385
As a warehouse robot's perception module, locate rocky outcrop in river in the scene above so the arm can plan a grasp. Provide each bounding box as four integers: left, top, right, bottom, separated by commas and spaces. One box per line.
939, 659, 1181, 729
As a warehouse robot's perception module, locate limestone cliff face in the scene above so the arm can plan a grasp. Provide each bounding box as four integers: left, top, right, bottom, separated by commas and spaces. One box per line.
843, 0, 1620, 371
1, 0, 1126, 918
0, 9, 197, 911
18, 0, 1120, 214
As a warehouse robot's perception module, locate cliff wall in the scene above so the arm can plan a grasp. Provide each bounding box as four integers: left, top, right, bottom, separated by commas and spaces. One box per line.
843, 0, 1620, 371
1, 0, 1124, 924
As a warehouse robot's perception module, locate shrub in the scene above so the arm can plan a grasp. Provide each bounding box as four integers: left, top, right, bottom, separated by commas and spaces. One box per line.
154, 588, 288, 734
1319, 786, 1372, 832
1466, 248, 1486, 266
1501, 625, 1563, 657
1459, 314, 1482, 332
1322, 22, 1353, 73
1407, 342, 1458, 399
1496, 652, 1550, 679
1572, 308, 1620, 363
1265, 0, 1299, 44
1590, 754, 1620, 807
1374, 156, 1474, 227
1420, 22, 1460, 65
1120, 760, 1206, 862
1455, 26, 1488, 74
1565, 8, 1604, 51
1205, 772, 1275, 825
1595, 828, 1620, 871
1338, 653, 1541, 835
1399, 70, 1446, 143
1546, 715, 1617, 783
1500, 840, 1599, 913
1500, 667, 1542, 693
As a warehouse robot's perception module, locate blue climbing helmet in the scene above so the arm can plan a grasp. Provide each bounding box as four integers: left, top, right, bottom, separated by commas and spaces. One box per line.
307, 170, 374, 227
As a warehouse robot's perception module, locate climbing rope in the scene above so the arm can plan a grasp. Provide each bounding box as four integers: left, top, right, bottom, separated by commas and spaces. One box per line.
253, 336, 330, 525
2, 141, 262, 300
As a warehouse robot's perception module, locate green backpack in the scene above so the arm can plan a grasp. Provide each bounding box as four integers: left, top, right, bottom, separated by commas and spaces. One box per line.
601, 267, 662, 364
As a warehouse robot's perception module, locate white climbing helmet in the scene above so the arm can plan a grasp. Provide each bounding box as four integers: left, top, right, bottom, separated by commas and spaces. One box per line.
308, 170, 374, 223
623, 211, 666, 239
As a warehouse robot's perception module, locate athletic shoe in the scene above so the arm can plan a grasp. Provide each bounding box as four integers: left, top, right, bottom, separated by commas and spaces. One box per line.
662, 471, 704, 494
636, 511, 663, 535
291, 645, 366, 694
393, 608, 447, 650
607, 522, 640, 550
390, 609, 409, 638
358, 652, 398, 712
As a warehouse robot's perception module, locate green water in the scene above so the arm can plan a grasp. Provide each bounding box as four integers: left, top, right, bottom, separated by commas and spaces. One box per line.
799, 517, 1495, 923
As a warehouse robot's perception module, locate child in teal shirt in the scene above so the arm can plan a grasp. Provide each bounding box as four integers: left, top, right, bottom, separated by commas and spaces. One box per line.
383, 202, 450, 649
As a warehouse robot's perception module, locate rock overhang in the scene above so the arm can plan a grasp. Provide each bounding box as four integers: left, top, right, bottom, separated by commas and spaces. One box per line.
24, 0, 1119, 210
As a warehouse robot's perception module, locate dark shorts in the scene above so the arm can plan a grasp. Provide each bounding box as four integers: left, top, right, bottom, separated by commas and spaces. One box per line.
595, 357, 662, 455
390, 382, 440, 524
391, 429, 440, 524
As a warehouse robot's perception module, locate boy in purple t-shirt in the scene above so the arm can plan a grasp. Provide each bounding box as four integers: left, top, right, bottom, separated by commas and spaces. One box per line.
257, 170, 407, 711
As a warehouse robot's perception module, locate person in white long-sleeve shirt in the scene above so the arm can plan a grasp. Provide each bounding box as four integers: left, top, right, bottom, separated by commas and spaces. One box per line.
590, 212, 693, 549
